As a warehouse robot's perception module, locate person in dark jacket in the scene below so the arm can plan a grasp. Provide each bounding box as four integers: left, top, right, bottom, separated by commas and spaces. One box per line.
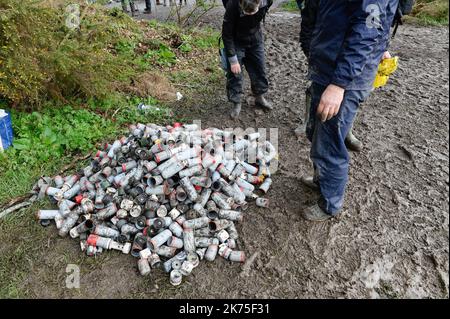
299, 0, 318, 61
300, 0, 398, 221
222, 0, 273, 119
298, 0, 364, 152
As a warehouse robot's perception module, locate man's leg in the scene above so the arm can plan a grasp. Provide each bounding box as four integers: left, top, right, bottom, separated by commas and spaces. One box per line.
300, 83, 324, 191
121, 0, 128, 12
245, 42, 272, 110
295, 84, 312, 137
144, 0, 152, 12
304, 84, 370, 220
226, 47, 245, 119
129, 0, 138, 15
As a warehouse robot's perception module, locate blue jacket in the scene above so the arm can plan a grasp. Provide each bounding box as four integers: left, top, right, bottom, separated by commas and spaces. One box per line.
308, 0, 398, 90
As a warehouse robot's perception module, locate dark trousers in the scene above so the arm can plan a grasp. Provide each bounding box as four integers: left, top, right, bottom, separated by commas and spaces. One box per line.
145, 0, 152, 11
226, 41, 269, 104
306, 82, 371, 215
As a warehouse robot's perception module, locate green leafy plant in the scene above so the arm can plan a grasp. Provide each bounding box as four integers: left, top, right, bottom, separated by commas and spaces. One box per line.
145, 44, 177, 66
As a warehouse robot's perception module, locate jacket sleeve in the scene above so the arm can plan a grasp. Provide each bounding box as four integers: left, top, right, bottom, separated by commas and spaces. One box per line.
383, 1, 400, 51
331, 0, 385, 89
222, 0, 239, 65
299, 0, 319, 59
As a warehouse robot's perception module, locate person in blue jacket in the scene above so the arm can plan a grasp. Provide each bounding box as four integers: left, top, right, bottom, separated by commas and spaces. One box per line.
298, 0, 371, 152
300, 0, 398, 221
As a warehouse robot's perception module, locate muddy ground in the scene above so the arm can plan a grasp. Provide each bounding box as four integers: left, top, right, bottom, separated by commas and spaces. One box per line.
2, 2, 448, 298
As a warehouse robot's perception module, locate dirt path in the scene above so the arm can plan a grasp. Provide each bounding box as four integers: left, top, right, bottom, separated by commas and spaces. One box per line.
11, 3, 448, 299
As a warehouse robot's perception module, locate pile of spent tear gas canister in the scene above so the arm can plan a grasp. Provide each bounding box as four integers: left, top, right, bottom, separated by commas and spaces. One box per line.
33, 122, 277, 286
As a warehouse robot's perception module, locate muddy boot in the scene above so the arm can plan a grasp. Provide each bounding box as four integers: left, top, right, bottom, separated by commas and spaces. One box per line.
303, 203, 333, 222
230, 103, 241, 120
345, 129, 362, 152
255, 95, 273, 111
300, 175, 319, 191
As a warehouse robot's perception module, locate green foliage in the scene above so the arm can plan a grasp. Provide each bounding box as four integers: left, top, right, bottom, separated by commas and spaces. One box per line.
179, 35, 194, 53
0, 2, 221, 108
147, 19, 220, 50
2, 100, 171, 168
3, 106, 111, 169
115, 40, 137, 55
191, 28, 219, 49
412, 0, 449, 25
0, 99, 173, 205
145, 44, 177, 66
0, 0, 145, 107
281, 0, 299, 12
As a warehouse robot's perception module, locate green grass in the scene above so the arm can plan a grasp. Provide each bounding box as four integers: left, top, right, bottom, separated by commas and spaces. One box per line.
410, 0, 449, 26
0, 203, 48, 298
0, 96, 173, 206
281, 0, 300, 13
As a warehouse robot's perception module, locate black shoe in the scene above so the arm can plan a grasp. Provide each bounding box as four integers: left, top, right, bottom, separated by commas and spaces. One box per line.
345, 130, 362, 152
255, 95, 273, 110
300, 175, 319, 191
303, 204, 333, 222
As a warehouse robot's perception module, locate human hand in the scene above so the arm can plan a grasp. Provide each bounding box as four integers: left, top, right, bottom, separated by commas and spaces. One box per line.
317, 84, 345, 122
231, 63, 241, 75
382, 51, 392, 60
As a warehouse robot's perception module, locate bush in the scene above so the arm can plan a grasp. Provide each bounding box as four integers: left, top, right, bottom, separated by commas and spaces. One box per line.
0, 0, 142, 108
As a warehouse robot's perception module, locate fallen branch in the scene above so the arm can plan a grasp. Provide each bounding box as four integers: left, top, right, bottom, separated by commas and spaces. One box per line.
0, 196, 36, 220
0, 193, 33, 212
173, 83, 202, 88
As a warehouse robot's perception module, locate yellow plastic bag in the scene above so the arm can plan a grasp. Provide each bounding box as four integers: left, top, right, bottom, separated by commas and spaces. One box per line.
373, 56, 398, 89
